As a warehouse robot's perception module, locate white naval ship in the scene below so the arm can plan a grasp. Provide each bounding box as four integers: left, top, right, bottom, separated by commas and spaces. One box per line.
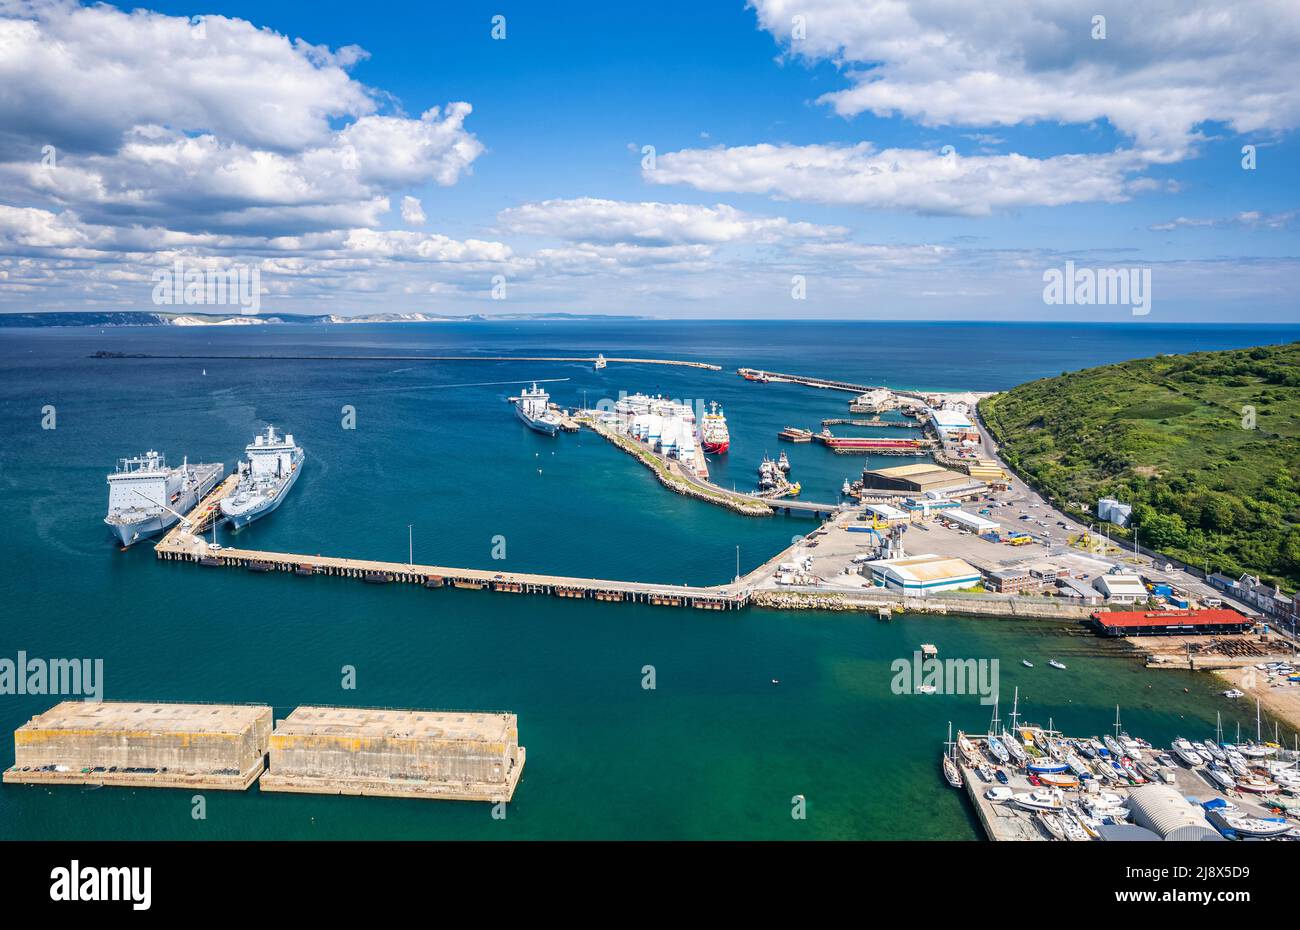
515, 383, 562, 436
104, 452, 223, 547
219, 426, 304, 529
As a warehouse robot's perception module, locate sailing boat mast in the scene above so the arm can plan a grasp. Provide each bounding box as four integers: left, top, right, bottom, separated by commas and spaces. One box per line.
1113, 704, 1122, 740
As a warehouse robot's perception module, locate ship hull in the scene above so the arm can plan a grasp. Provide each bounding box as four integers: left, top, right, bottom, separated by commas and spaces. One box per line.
105, 463, 222, 547
701, 439, 729, 454
515, 402, 559, 436
222, 457, 302, 529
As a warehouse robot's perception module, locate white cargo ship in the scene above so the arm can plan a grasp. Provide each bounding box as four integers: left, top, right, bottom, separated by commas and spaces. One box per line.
104, 452, 223, 546
220, 426, 304, 529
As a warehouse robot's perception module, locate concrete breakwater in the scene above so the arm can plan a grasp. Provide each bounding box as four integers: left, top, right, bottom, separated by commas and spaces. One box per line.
4, 701, 524, 803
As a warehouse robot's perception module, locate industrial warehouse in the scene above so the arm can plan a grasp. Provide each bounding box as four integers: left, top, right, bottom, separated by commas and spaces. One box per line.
4, 701, 524, 803
860, 462, 973, 494
865, 553, 983, 594
1089, 609, 1254, 637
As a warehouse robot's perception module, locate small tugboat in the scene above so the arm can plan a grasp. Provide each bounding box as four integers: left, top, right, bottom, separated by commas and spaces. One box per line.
776, 450, 791, 472
757, 456, 777, 490
594, 353, 607, 371
841, 478, 852, 496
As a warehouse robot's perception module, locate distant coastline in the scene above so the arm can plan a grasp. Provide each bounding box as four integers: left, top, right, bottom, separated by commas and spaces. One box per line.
0, 310, 654, 328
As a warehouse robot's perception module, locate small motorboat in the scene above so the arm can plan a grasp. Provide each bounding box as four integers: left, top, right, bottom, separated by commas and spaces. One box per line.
1014, 788, 1065, 813
1173, 738, 1206, 767
1048, 660, 1067, 670
995, 768, 1009, 785
1022, 660, 1034, 668
1038, 772, 1080, 789
1206, 766, 1237, 792
1222, 689, 1245, 699
977, 762, 994, 782
1036, 811, 1067, 840
1207, 808, 1291, 838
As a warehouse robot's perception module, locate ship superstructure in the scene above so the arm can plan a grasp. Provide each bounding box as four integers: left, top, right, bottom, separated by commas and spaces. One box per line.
104, 451, 223, 546
219, 426, 304, 529
700, 401, 730, 454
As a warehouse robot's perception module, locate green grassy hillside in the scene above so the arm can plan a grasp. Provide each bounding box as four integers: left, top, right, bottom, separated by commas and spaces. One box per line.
980, 342, 1300, 589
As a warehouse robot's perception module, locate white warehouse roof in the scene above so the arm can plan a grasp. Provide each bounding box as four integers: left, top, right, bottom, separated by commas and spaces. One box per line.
939, 509, 1000, 533
1125, 785, 1221, 841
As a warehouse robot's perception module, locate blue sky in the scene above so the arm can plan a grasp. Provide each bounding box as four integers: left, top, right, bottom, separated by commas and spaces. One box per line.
0, 0, 1297, 320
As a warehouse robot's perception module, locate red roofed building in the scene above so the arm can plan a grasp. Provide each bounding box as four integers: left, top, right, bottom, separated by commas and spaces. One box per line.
1089, 608, 1253, 638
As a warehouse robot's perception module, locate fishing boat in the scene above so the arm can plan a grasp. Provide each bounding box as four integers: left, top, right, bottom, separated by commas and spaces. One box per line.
1048, 660, 1067, 670
1135, 761, 1160, 783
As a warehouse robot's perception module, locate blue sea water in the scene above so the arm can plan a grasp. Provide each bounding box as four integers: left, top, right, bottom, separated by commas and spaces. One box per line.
0, 320, 1296, 839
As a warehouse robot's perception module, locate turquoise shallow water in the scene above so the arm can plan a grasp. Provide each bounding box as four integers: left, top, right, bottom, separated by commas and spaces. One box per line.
1, 320, 1296, 839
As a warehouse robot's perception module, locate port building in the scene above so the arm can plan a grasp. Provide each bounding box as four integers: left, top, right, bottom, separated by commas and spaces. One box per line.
864, 503, 909, 523
1124, 784, 1222, 841
861, 462, 971, 494
926, 408, 975, 440
258, 706, 525, 802
866, 554, 981, 594
1089, 609, 1252, 637
937, 509, 1000, 535
3, 701, 272, 790
1092, 573, 1148, 603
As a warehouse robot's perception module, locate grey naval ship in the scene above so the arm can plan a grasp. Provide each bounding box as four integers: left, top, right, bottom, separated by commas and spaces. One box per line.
514, 382, 562, 436
219, 426, 304, 529
104, 451, 223, 546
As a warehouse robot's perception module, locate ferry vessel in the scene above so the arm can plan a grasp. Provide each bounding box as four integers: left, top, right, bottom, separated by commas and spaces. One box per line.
219, 426, 304, 529
515, 383, 563, 436
104, 452, 223, 546
700, 402, 730, 454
